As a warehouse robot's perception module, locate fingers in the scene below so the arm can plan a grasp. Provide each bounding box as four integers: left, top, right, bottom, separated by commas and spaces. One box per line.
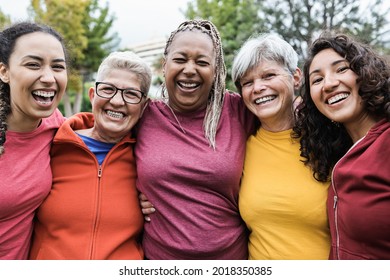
139, 192, 155, 222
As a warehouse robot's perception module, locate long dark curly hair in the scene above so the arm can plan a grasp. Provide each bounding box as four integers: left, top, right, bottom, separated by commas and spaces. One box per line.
293, 31, 390, 182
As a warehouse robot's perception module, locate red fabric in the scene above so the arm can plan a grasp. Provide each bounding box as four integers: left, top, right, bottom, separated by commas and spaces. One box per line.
328, 119, 390, 259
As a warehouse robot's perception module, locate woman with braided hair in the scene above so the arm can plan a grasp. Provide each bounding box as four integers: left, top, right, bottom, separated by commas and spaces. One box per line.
0, 21, 68, 259
135, 19, 253, 259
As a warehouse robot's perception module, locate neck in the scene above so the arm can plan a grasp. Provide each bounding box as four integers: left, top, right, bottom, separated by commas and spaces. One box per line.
7, 114, 41, 132
78, 127, 124, 144
260, 115, 294, 133
344, 114, 380, 143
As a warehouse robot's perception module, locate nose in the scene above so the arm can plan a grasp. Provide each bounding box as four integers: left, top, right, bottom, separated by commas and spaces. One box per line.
40, 66, 56, 83
110, 90, 125, 105
253, 78, 267, 93
322, 74, 339, 92
182, 61, 196, 75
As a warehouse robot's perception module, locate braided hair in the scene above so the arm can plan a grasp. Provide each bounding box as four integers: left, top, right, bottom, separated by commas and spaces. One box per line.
162, 19, 226, 149
0, 21, 68, 155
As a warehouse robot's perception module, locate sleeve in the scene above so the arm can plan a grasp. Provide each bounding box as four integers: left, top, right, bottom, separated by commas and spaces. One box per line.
225, 90, 256, 137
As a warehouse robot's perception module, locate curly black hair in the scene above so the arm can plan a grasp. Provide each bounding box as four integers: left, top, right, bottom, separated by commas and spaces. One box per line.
293, 31, 390, 182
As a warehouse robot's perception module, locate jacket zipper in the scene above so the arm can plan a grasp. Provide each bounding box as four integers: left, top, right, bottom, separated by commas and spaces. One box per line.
330, 165, 340, 260
89, 165, 102, 259
330, 136, 366, 260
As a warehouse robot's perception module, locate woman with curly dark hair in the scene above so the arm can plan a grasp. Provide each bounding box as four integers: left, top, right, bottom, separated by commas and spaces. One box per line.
294, 32, 390, 259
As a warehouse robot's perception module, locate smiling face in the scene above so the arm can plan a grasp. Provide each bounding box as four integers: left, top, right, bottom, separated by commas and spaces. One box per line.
308, 48, 368, 127
89, 68, 145, 143
240, 60, 301, 131
0, 32, 67, 130
163, 30, 216, 113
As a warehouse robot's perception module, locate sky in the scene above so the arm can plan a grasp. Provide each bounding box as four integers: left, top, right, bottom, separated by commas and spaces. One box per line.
0, 0, 191, 49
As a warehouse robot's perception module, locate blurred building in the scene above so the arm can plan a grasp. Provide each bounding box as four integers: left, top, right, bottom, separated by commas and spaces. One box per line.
127, 37, 166, 98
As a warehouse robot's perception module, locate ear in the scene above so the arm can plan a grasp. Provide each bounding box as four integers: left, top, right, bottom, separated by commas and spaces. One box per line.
88, 86, 95, 104
293, 67, 302, 89
162, 58, 166, 75
0, 63, 10, 83
139, 98, 150, 118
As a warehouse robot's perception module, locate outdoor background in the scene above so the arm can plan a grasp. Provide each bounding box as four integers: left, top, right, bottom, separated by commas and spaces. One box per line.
0, 0, 389, 116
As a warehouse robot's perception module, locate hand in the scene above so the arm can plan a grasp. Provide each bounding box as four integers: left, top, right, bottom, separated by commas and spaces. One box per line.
139, 192, 155, 222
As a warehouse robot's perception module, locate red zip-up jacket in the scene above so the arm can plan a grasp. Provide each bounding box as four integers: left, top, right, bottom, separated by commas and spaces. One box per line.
328, 119, 390, 259
30, 113, 144, 259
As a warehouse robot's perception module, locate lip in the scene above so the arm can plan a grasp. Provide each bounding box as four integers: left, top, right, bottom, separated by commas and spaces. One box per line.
31, 89, 57, 107
177, 80, 201, 93
105, 109, 127, 120
325, 91, 350, 105
254, 94, 277, 105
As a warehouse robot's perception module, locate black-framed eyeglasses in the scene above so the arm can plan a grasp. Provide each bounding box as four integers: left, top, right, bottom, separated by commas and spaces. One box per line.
95, 82, 145, 104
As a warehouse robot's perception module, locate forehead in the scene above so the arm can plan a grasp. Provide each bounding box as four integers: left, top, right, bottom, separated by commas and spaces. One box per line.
168, 30, 215, 57
310, 48, 344, 69
101, 68, 141, 88
244, 59, 286, 76
12, 32, 65, 60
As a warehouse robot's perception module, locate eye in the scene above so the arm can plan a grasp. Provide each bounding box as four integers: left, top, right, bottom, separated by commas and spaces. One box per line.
337, 66, 350, 73
311, 76, 323, 85
197, 60, 210, 66
123, 89, 142, 98
263, 73, 276, 80
25, 62, 40, 69
52, 64, 66, 71
100, 85, 115, 93
241, 80, 253, 88
172, 57, 186, 63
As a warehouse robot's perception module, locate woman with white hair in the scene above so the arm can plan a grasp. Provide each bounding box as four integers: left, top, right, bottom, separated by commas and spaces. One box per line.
232, 33, 331, 259
30, 51, 152, 260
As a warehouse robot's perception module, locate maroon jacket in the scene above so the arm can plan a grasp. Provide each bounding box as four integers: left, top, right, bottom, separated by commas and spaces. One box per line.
328, 119, 390, 259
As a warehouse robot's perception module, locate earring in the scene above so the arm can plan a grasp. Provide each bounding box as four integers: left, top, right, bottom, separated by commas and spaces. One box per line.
331, 120, 340, 127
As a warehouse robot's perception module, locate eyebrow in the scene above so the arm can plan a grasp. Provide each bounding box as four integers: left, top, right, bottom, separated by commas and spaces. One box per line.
309, 59, 347, 77
23, 55, 66, 63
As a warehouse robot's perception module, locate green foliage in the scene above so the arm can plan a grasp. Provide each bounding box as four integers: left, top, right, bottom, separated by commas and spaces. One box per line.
185, 0, 265, 91
0, 8, 11, 29
257, 0, 390, 60
185, 0, 390, 87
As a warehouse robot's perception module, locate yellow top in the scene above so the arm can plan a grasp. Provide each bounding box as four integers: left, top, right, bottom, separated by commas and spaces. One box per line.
239, 128, 330, 259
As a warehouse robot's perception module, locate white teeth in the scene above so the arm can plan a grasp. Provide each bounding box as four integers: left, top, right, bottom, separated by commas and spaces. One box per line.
255, 95, 276, 104
106, 110, 124, 119
328, 93, 349, 105
179, 82, 198, 88
33, 90, 55, 97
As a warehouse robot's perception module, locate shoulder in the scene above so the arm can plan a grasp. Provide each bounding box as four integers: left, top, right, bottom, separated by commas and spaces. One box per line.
222, 90, 245, 110
42, 109, 66, 129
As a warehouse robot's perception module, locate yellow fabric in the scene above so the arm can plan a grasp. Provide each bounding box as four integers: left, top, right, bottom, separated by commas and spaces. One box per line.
239, 128, 330, 259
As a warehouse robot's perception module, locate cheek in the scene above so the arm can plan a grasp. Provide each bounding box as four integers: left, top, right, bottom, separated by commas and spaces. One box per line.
241, 90, 252, 107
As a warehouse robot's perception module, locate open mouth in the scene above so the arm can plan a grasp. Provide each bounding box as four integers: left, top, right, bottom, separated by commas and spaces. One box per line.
327, 93, 349, 105
177, 81, 200, 90
255, 95, 276, 105
106, 110, 125, 119
32, 90, 55, 104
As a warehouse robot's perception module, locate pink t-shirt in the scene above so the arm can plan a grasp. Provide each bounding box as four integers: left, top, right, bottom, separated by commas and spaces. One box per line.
0, 109, 64, 259
135, 92, 252, 259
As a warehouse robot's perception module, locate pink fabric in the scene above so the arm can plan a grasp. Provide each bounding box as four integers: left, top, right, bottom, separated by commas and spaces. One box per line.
0, 109, 64, 259
135, 92, 252, 259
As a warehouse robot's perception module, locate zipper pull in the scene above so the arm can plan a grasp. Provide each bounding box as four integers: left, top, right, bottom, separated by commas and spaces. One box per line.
98, 166, 102, 178
333, 195, 338, 209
